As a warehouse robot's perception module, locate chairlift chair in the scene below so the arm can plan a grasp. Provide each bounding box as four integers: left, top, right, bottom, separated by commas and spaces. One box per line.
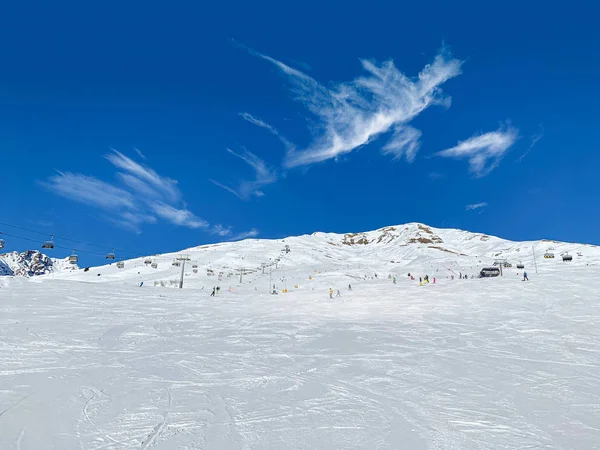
144, 258, 152, 265
117, 261, 125, 269
68, 250, 79, 264
151, 262, 158, 269
516, 262, 525, 269
0, 238, 4, 249
172, 260, 181, 267
42, 235, 55, 249
543, 252, 554, 259
562, 253, 573, 262
106, 248, 116, 260
193, 268, 198, 274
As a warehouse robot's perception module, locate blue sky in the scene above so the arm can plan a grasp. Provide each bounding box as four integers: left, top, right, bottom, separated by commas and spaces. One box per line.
2, 0, 599, 265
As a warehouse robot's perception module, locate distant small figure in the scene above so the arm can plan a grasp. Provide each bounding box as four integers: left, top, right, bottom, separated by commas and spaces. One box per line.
329, 288, 333, 299
336, 289, 341, 297
459, 272, 462, 279
433, 278, 436, 284
210, 287, 215, 297
216, 286, 220, 295
139, 281, 144, 287
348, 284, 352, 291
393, 276, 397, 284
523, 271, 529, 281
451, 275, 454, 280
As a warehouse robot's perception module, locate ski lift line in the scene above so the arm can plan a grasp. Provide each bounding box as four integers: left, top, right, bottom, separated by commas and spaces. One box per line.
0, 221, 135, 254
0, 231, 109, 258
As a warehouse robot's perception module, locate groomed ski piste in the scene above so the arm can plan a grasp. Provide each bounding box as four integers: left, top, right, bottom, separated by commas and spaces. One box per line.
1, 223, 600, 449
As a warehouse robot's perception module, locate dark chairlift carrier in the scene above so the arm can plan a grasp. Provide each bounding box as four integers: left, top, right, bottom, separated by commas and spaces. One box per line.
106, 249, 116, 260
517, 262, 525, 269
117, 261, 125, 269
42, 235, 55, 249
563, 253, 573, 262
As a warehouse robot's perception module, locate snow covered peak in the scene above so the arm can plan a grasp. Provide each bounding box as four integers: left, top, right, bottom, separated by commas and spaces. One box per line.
43, 222, 599, 288
0, 250, 78, 277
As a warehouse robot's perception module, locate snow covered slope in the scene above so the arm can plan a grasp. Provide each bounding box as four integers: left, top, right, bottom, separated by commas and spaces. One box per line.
45, 222, 599, 290
0, 250, 78, 277
1, 261, 600, 448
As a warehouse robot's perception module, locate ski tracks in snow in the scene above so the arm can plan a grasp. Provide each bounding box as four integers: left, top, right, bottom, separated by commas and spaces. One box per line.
140, 388, 172, 450
15, 426, 26, 450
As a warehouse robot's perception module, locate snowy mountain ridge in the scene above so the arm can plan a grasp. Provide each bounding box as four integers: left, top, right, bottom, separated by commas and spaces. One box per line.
42, 222, 599, 288
0, 250, 78, 277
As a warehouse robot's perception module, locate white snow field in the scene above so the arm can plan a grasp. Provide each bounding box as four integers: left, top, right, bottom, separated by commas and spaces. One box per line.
2, 223, 600, 449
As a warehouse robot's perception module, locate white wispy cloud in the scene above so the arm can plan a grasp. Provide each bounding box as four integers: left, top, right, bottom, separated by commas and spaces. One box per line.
134, 147, 147, 160
42, 149, 254, 235
515, 126, 544, 163
381, 126, 422, 162
211, 148, 277, 200
211, 225, 233, 237
465, 202, 488, 211
209, 179, 243, 200
150, 202, 208, 229
248, 47, 462, 168
40, 172, 136, 210
230, 228, 259, 241
240, 112, 279, 136
435, 125, 519, 177
113, 211, 157, 233
240, 112, 293, 149
106, 149, 180, 202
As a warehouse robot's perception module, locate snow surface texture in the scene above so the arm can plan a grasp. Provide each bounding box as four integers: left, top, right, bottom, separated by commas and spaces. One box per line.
1, 223, 599, 449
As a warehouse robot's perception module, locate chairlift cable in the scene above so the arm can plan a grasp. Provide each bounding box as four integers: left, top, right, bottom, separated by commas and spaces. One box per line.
0, 220, 136, 255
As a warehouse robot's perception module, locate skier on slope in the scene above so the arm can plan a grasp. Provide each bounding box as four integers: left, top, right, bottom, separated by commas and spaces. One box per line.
348, 284, 352, 291
329, 288, 333, 298
210, 287, 215, 297
336, 289, 341, 297
523, 271, 529, 281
